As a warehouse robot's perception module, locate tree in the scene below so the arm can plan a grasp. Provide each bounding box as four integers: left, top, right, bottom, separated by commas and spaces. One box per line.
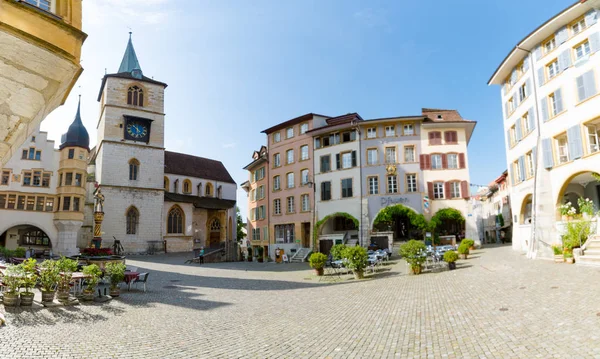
236, 206, 246, 240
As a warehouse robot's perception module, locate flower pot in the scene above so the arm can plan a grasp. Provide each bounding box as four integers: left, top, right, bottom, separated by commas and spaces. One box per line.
562, 215, 568, 222
411, 265, 422, 275
565, 257, 574, 264
3, 292, 19, 307
554, 255, 564, 263
41, 289, 56, 303
110, 287, 120, 297
57, 290, 70, 302
568, 216, 574, 221
20, 292, 34, 306
448, 262, 456, 270
257, 257, 263, 263
353, 270, 364, 280
314, 268, 324, 276
461, 254, 468, 260
469, 246, 475, 251
81, 289, 94, 301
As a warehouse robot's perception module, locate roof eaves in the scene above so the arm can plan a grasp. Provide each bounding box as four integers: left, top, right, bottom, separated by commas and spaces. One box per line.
261, 113, 330, 134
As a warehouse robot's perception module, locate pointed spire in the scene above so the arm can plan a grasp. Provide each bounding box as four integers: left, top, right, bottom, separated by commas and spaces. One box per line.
118, 32, 143, 77
60, 96, 90, 150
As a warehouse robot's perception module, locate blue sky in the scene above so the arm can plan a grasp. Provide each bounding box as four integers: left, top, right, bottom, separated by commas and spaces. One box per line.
42, 0, 570, 217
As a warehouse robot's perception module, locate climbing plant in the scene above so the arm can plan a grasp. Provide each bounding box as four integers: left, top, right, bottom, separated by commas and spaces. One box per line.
373, 204, 431, 233
429, 208, 465, 230
313, 212, 359, 248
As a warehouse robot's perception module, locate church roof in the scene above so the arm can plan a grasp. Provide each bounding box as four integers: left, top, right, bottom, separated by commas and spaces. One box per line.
164, 192, 236, 210
118, 33, 142, 74
164, 151, 236, 184
60, 97, 90, 150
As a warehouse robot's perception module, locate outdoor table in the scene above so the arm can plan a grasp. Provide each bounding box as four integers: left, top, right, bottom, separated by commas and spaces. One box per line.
124, 271, 140, 291
61, 272, 90, 296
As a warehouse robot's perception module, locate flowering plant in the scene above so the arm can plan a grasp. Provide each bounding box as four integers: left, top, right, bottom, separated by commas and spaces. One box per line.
578, 197, 594, 216
560, 202, 574, 216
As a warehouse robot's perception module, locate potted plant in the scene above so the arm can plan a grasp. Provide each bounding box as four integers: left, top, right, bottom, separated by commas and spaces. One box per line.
457, 243, 470, 259
55, 256, 78, 302
81, 264, 103, 301
39, 259, 61, 302
256, 247, 264, 263
400, 240, 427, 275
578, 197, 595, 219
2, 264, 23, 307
551, 245, 563, 263
564, 251, 574, 264
560, 202, 573, 221
330, 244, 347, 261
342, 246, 368, 279
19, 258, 38, 306
105, 262, 126, 297
247, 247, 253, 262
443, 250, 459, 270
461, 239, 475, 251
309, 252, 327, 276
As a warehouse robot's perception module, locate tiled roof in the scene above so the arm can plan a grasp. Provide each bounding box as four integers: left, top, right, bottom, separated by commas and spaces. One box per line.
261, 113, 329, 134
164, 192, 236, 210
325, 113, 363, 125
164, 151, 236, 184
422, 108, 470, 123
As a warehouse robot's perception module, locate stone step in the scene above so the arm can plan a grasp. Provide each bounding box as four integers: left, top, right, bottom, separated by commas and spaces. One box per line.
583, 249, 600, 256
577, 255, 600, 267
584, 240, 600, 249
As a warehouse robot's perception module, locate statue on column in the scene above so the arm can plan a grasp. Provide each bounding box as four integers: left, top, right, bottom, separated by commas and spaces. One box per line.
94, 187, 105, 213
92, 185, 105, 249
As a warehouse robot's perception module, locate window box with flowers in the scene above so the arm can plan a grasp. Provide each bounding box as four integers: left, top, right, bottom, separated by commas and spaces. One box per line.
559, 202, 576, 221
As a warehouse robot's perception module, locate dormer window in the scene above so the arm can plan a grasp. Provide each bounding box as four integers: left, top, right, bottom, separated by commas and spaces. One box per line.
127, 86, 144, 106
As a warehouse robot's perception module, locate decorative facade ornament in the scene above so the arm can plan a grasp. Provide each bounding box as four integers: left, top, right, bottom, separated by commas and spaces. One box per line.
386, 164, 397, 176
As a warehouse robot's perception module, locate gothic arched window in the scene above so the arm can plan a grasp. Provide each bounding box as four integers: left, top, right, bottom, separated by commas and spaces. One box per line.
167, 206, 184, 234
126, 206, 139, 234
164, 177, 170, 191
127, 86, 144, 106
183, 179, 192, 194
129, 159, 139, 180
205, 183, 213, 197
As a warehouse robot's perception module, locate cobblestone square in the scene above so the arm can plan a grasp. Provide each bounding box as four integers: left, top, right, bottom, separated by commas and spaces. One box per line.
3, 246, 600, 358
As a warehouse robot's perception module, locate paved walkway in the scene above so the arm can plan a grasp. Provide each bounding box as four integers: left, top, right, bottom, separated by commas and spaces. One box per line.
3, 245, 600, 358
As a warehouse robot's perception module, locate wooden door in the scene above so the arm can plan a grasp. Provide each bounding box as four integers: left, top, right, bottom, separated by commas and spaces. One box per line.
320, 239, 333, 255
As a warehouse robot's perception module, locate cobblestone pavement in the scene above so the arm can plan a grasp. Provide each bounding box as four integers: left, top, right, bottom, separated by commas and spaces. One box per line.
3, 245, 600, 358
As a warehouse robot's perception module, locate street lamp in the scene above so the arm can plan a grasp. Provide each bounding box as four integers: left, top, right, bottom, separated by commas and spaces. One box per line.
306, 177, 317, 252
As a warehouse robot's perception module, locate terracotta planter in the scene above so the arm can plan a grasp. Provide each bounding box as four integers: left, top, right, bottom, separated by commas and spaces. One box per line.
353, 270, 364, 280
110, 287, 120, 297
57, 290, 70, 302
81, 289, 94, 301
411, 265, 422, 275
3, 292, 19, 307
448, 262, 456, 270
20, 292, 34, 306
469, 246, 475, 251
314, 268, 324, 276
554, 255, 564, 263
41, 290, 56, 303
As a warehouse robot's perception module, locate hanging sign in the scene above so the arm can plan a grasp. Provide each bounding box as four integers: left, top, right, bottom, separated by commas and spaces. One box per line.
423, 195, 430, 214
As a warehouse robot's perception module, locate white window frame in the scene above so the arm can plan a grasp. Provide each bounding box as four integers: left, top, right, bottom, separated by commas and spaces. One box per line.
385, 147, 396, 164
274, 199, 281, 215
368, 177, 379, 195
274, 153, 280, 167
273, 132, 281, 143
367, 149, 378, 165
273, 175, 280, 191
287, 173, 295, 188
544, 37, 556, 54
367, 128, 377, 138
587, 124, 600, 154
433, 182, 444, 199
301, 194, 310, 212
447, 154, 458, 169
431, 154, 442, 170
287, 196, 295, 213
387, 175, 398, 194
547, 60, 559, 79
341, 152, 352, 169
300, 145, 309, 161
522, 114, 531, 134
404, 146, 415, 163
513, 161, 522, 183
556, 135, 569, 164
385, 125, 395, 137
526, 152, 535, 178
406, 174, 417, 193
550, 93, 559, 117
301, 169, 309, 185
300, 123, 309, 134
519, 82, 527, 102
450, 182, 460, 198
286, 149, 294, 164
403, 124, 414, 136
572, 18, 586, 35
286, 127, 294, 139
575, 40, 591, 60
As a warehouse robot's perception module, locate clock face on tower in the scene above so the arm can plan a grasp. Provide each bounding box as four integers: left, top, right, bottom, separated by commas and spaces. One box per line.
124, 116, 152, 143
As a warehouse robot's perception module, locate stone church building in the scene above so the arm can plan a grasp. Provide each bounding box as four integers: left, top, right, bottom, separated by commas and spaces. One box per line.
0, 35, 237, 257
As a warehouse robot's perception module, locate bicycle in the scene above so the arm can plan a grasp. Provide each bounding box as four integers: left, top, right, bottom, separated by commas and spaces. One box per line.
112, 236, 124, 255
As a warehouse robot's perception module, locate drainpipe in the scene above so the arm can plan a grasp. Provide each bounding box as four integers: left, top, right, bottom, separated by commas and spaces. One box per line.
516, 46, 542, 258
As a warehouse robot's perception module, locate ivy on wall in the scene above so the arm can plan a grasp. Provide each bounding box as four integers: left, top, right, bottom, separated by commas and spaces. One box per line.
373, 204, 431, 232
313, 212, 359, 247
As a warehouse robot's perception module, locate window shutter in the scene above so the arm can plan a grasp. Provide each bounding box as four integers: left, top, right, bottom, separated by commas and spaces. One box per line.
427, 182, 434, 200
590, 32, 600, 53
515, 121, 522, 142
461, 181, 469, 199
525, 78, 532, 97
556, 26, 568, 44
444, 131, 450, 143
567, 125, 584, 160
532, 145, 537, 163
541, 97, 549, 122
529, 107, 536, 131
458, 153, 466, 169
518, 156, 526, 181
335, 154, 340, 170
585, 69, 597, 100
554, 89, 564, 113
576, 74, 586, 102
444, 182, 451, 197
419, 154, 425, 170
537, 68, 545, 87
542, 138, 554, 169
351, 151, 357, 167
425, 154, 431, 170
441, 154, 448, 169
428, 132, 435, 141
523, 55, 530, 72
585, 9, 598, 26
558, 49, 571, 72
509, 167, 515, 185
506, 129, 511, 147
512, 93, 518, 108
533, 46, 542, 61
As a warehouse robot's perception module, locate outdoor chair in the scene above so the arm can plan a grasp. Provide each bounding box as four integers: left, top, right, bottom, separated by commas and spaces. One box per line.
132, 273, 149, 292
320, 261, 341, 282
126, 266, 138, 272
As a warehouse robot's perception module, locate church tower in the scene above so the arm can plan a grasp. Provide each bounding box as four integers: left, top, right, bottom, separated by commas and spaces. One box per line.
54, 97, 90, 255
94, 34, 167, 253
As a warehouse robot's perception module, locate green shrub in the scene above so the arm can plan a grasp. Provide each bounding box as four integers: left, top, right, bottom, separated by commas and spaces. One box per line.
2, 264, 24, 293
461, 239, 475, 248
399, 240, 427, 270
563, 221, 592, 249
443, 250, 459, 263
39, 260, 61, 292
13, 247, 26, 258
82, 264, 103, 291
342, 246, 368, 272
552, 245, 562, 256
330, 244, 347, 261
105, 262, 126, 289
457, 243, 470, 255
56, 257, 79, 292
20, 258, 38, 293
309, 252, 327, 269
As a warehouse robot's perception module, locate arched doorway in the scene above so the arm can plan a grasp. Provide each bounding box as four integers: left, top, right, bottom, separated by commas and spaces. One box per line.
555, 172, 600, 220
208, 218, 222, 248
520, 194, 533, 225
430, 208, 465, 238
372, 204, 422, 241
0, 225, 52, 254
315, 212, 359, 254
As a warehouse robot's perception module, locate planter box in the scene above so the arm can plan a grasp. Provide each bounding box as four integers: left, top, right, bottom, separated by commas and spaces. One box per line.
554, 255, 564, 263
